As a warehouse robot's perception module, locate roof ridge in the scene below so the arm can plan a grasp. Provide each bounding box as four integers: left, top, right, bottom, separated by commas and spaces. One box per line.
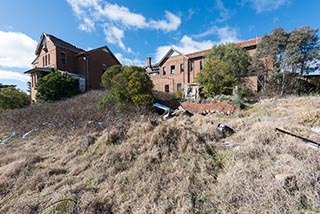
45, 33, 85, 53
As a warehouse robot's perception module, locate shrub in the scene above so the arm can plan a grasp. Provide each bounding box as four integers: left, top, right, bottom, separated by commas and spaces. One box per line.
100, 65, 154, 108
196, 60, 236, 97
0, 86, 30, 110
36, 70, 80, 102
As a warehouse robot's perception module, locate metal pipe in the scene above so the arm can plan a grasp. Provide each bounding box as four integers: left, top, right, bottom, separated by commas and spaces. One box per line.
275, 128, 320, 147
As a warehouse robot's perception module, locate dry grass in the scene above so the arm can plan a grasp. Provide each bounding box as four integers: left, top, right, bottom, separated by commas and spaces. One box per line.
0, 93, 320, 213
0, 90, 151, 137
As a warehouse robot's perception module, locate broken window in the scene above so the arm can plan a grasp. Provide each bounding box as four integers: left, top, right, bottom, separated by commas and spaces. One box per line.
163, 66, 166, 75
170, 65, 175, 74
180, 63, 184, 73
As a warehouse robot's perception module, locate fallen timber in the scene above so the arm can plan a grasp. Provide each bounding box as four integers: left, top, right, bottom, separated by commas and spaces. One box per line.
275, 128, 320, 148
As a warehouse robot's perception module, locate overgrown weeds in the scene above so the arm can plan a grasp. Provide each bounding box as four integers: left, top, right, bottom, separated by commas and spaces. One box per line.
1, 94, 320, 213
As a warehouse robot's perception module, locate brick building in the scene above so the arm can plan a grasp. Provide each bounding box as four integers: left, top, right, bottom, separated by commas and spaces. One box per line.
25, 33, 120, 101
145, 38, 261, 93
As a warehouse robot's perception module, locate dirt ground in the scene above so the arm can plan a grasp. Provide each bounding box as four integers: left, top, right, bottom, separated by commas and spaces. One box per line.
180, 100, 238, 114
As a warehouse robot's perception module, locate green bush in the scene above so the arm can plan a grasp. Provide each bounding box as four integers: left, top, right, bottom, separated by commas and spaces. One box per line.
235, 85, 255, 99
100, 65, 154, 109
36, 70, 80, 102
197, 60, 236, 97
197, 43, 251, 97
0, 86, 30, 110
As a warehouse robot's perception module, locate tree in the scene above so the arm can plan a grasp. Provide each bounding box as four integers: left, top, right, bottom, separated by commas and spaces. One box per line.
100, 65, 154, 108
206, 43, 251, 75
196, 43, 250, 97
250, 27, 289, 93
197, 60, 235, 97
251, 26, 320, 95
284, 26, 320, 75
0, 86, 30, 110
26, 81, 31, 94
35, 70, 80, 102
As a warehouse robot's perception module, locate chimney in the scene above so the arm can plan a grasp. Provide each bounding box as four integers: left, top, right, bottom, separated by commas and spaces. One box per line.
146, 56, 151, 68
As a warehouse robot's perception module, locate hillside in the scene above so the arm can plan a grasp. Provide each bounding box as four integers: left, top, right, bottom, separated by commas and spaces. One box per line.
0, 91, 320, 213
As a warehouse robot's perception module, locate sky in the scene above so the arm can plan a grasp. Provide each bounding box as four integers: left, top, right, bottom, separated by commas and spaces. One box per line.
0, 0, 319, 92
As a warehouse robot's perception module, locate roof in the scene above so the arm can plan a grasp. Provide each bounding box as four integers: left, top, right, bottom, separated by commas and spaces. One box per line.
24, 67, 85, 79
236, 37, 261, 48
24, 67, 54, 74
77, 46, 121, 65
35, 33, 84, 55
33, 33, 121, 66
157, 47, 188, 66
186, 49, 210, 59
185, 37, 261, 59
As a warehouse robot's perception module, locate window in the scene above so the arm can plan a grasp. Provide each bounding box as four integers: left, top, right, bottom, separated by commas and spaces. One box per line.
177, 83, 182, 91
165, 84, 169, 93
180, 63, 184, 73
42, 54, 50, 66
149, 71, 159, 76
162, 66, 166, 75
200, 59, 204, 70
102, 64, 107, 73
61, 52, 67, 65
170, 65, 175, 74
190, 61, 194, 72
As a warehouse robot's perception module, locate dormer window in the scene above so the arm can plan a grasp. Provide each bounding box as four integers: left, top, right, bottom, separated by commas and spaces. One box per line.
61, 52, 67, 65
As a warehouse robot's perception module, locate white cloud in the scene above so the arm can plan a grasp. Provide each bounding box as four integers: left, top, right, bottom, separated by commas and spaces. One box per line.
155, 26, 240, 62
66, 0, 181, 50
155, 36, 215, 62
66, 0, 101, 17
215, 26, 239, 43
215, 0, 232, 23
0, 70, 29, 82
115, 53, 144, 66
103, 25, 125, 50
79, 17, 95, 32
0, 31, 37, 68
193, 26, 239, 43
149, 11, 181, 32
96, 2, 148, 28
245, 0, 290, 13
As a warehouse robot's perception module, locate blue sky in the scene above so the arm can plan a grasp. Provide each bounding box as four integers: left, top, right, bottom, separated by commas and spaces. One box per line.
0, 0, 319, 91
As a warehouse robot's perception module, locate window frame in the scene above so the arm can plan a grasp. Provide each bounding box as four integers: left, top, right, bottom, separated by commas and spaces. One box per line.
170, 65, 175, 74
164, 84, 169, 93
61, 52, 67, 66
180, 63, 184, 73
162, 66, 166, 75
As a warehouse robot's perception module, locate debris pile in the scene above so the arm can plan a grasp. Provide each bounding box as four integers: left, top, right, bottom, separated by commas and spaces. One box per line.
180, 100, 238, 115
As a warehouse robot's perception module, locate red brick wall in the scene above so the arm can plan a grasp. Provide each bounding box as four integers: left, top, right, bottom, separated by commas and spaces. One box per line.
33, 41, 56, 68
85, 48, 120, 89
147, 40, 260, 93
56, 46, 79, 73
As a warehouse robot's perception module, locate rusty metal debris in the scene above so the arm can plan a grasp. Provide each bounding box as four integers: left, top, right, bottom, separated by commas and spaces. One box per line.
275, 128, 320, 148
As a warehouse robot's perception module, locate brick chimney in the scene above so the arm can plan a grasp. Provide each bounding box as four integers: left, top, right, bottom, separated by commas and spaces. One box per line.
146, 56, 151, 68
